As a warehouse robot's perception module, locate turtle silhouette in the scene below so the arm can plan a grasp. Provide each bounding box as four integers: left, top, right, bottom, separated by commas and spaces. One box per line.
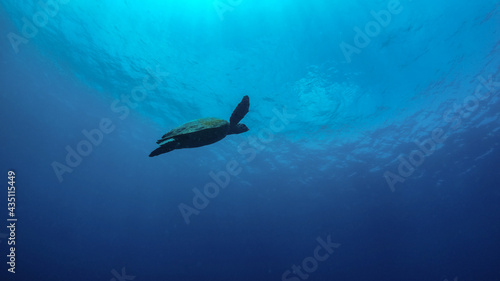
149, 95, 250, 157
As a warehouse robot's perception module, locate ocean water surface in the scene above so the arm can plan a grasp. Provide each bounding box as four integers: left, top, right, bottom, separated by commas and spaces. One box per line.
0, 0, 499, 280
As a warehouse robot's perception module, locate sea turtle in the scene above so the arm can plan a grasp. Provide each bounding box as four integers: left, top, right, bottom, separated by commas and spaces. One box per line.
149, 95, 250, 157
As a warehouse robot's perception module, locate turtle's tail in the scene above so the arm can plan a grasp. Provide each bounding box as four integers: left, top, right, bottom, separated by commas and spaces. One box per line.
149, 143, 177, 157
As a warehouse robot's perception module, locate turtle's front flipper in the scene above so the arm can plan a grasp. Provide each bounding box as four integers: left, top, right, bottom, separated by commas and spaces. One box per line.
149, 141, 178, 157
229, 95, 250, 127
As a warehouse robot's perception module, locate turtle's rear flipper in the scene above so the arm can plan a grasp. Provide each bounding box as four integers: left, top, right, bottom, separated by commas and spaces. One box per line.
149, 142, 177, 157
229, 95, 250, 127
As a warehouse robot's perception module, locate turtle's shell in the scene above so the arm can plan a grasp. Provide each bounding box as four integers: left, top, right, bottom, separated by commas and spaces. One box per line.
156, 117, 230, 148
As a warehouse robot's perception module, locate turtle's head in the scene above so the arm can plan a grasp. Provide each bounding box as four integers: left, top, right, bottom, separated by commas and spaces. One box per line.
228, 123, 249, 135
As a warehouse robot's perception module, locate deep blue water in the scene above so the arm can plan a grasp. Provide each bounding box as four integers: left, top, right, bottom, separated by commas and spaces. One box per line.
1, 1, 499, 280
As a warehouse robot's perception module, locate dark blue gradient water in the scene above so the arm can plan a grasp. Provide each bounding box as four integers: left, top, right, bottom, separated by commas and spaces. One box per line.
0, 1, 499, 280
